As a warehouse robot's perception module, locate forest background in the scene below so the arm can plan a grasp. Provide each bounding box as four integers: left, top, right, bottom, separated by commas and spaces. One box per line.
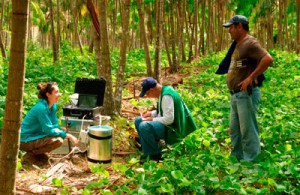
0, 0, 299, 194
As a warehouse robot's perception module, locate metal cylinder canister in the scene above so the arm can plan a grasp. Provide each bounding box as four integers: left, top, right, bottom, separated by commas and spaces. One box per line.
87, 125, 113, 163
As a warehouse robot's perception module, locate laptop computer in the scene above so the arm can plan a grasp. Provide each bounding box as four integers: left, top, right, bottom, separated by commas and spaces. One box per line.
77, 94, 98, 108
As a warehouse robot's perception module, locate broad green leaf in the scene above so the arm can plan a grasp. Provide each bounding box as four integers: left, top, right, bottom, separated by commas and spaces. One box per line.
171, 170, 184, 179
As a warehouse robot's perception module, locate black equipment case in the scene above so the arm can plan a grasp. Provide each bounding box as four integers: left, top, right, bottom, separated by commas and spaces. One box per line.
63, 78, 106, 119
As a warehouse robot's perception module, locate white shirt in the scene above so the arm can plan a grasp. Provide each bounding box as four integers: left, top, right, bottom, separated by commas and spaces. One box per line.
151, 95, 174, 125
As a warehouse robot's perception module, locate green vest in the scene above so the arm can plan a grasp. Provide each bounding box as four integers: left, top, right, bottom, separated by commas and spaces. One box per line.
158, 86, 198, 145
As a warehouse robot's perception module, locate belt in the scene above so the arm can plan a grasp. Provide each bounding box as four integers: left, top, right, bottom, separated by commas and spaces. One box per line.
229, 88, 241, 95
229, 84, 259, 95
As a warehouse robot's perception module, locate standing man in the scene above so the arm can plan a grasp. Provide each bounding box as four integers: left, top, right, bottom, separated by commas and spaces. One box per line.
220, 15, 273, 161
135, 77, 197, 163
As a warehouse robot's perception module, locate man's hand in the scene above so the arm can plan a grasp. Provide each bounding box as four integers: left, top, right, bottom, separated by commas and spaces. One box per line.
142, 117, 153, 121
238, 77, 253, 91
238, 53, 273, 91
141, 111, 151, 118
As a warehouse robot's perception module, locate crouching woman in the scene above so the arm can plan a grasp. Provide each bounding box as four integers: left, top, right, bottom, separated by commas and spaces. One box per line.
20, 82, 78, 163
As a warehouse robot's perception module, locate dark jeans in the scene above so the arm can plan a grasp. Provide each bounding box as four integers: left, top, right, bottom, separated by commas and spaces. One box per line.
134, 117, 166, 156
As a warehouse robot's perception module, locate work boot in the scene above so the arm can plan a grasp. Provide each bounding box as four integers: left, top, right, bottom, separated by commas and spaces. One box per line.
22, 152, 49, 166
134, 137, 142, 151
140, 153, 163, 164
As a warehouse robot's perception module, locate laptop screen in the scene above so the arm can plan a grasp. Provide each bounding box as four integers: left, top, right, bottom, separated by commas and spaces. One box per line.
77, 94, 98, 108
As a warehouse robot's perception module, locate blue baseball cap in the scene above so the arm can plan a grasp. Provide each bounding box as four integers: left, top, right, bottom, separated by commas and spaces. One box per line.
139, 77, 157, 97
223, 15, 249, 28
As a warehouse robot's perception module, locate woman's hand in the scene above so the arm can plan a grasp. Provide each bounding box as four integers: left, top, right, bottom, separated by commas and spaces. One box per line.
66, 133, 79, 146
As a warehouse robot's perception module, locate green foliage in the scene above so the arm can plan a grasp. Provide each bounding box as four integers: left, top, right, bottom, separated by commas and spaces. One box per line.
0, 40, 299, 194
116, 50, 300, 194
52, 178, 63, 187
89, 163, 110, 177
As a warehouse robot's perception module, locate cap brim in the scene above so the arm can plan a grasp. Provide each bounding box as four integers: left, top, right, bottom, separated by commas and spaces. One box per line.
139, 89, 148, 97
223, 22, 232, 28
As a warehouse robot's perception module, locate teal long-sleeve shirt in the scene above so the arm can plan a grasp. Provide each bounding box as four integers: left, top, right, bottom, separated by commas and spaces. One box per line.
20, 99, 67, 143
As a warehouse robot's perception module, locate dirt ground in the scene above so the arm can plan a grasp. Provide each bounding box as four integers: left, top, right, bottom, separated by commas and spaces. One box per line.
15, 66, 205, 194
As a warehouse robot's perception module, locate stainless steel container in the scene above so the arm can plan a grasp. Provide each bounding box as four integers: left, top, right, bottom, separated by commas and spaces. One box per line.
87, 125, 113, 163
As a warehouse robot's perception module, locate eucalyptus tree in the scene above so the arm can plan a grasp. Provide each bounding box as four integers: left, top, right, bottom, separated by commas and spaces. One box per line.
70, 0, 83, 54
153, 0, 163, 81
0, 0, 7, 60
107, 0, 118, 48
297, 0, 300, 54
186, 0, 198, 62
0, 0, 29, 194
98, 0, 115, 115
193, 0, 199, 59
166, 0, 177, 73
114, 0, 131, 114
206, 0, 212, 52
200, 0, 206, 55
164, 0, 183, 74
30, 1, 50, 48
49, 0, 59, 62
145, 3, 153, 45
136, 0, 152, 76
56, 0, 61, 60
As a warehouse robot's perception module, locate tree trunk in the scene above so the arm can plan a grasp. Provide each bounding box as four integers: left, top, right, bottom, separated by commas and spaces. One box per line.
169, 0, 176, 72
110, 0, 118, 48
56, 0, 61, 61
153, 0, 163, 82
206, 0, 212, 52
0, 33, 6, 60
194, 0, 199, 59
277, 0, 283, 49
176, 0, 184, 70
186, 8, 194, 63
98, 0, 115, 115
88, 27, 95, 53
265, 0, 273, 49
49, 0, 58, 62
216, 0, 224, 52
0, 0, 29, 194
283, 0, 288, 50
145, 3, 153, 44
200, 0, 205, 55
71, 0, 84, 54
180, 0, 186, 63
94, 31, 102, 77
162, 24, 172, 74
87, 0, 101, 74
136, 0, 152, 76
0, 0, 7, 60
114, 0, 131, 114
297, 0, 300, 53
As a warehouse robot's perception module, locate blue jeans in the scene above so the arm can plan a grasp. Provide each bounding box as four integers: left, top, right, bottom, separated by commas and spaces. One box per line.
229, 87, 261, 161
134, 117, 166, 156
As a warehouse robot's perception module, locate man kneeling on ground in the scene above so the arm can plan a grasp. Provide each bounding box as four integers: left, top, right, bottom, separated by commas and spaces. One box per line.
135, 77, 197, 164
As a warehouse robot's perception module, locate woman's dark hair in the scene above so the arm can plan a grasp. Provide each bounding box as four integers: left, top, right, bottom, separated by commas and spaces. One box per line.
37, 82, 57, 99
